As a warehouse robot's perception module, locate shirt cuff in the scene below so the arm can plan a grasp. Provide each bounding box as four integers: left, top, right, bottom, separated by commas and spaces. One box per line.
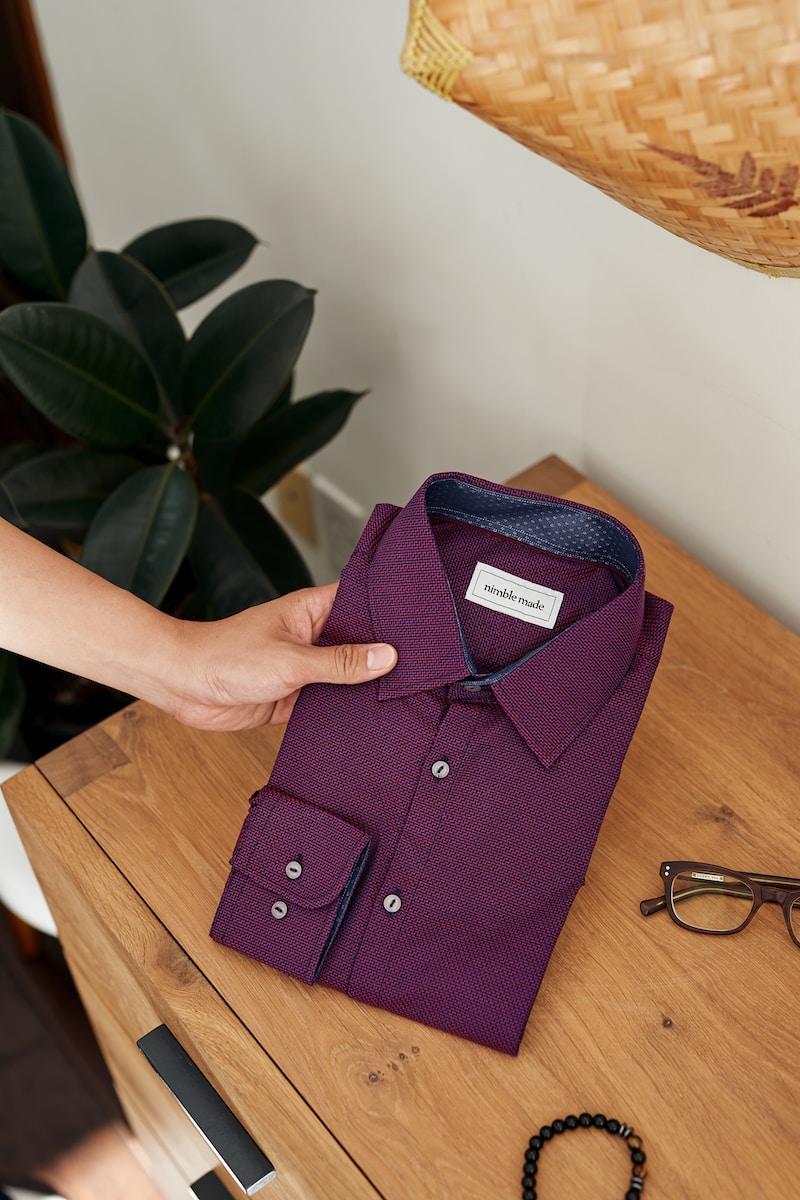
211, 786, 371, 984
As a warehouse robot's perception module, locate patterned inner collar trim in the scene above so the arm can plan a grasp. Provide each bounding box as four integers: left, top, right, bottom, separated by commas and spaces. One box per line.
369, 472, 648, 765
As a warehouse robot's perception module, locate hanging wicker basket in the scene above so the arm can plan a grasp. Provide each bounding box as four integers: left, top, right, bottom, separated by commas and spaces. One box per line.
402, 0, 800, 275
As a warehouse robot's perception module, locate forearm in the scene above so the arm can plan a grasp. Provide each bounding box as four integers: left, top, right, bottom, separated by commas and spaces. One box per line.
0, 519, 396, 734
0, 518, 183, 709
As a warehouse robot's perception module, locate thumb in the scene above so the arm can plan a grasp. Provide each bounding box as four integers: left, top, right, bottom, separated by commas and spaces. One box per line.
293, 640, 397, 687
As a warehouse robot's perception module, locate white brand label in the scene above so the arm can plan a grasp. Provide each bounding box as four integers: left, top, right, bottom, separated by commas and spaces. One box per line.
691, 872, 725, 882
464, 562, 565, 629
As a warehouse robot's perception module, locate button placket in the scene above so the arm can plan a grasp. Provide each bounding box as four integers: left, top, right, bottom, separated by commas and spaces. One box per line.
347, 701, 487, 1004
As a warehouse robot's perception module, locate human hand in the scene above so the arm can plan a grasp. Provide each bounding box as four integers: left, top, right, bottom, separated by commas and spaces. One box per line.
0, 518, 396, 733
165, 582, 397, 731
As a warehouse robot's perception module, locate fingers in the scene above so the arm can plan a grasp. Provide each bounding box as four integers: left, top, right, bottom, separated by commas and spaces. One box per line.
365, 644, 396, 673
307, 581, 339, 639
275, 582, 339, 640
290, 640, 397, 688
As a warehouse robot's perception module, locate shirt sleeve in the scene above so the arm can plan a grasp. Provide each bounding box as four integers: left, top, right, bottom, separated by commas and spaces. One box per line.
211, 786, 371, 984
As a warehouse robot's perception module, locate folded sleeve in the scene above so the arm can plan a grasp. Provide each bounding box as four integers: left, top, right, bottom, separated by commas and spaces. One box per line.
211, 787, 371, 984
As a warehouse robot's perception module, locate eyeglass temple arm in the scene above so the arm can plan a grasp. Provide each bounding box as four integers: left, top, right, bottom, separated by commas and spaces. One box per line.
640, 895, 667, 916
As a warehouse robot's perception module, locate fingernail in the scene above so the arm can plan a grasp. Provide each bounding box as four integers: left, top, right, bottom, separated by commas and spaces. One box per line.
367, 643, 396, 671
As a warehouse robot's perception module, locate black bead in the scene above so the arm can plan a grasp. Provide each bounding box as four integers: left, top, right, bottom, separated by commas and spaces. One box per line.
523, 1189, 535, 1200
529, 1136, 542, 1150
565, 1114, 579, 1129
552, 1119, 565, 1134
626, 1192, 638, 1200
579, 1112, 593, 1127
606, 1119, 620, 1134
525, 1148, 539, 1163
593, 1113, 607, 1128
523, 1162, 537, 1177
631, 1149, 646, 1165
539, 1125, 554, 1140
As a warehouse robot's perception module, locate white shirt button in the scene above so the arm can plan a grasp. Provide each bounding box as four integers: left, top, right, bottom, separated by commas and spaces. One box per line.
432, 759, 450, 778
383, 893, 402, 913
271, 901, 288, 919
285, 860, 302, 879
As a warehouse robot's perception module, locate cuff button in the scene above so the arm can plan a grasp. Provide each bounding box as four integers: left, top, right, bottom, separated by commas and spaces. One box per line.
285, 860, 303, 879
271, 900, 288, 919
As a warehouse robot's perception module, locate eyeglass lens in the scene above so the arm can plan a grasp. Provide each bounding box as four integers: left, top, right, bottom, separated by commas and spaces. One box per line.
790, 897, 800, 942
670, 868, 755, 933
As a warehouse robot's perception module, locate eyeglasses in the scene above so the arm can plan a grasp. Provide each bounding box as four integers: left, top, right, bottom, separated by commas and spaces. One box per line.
640, 861, 800, 946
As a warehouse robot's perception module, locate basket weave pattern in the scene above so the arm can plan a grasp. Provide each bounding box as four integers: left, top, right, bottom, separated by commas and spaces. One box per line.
403, 0, 800, 274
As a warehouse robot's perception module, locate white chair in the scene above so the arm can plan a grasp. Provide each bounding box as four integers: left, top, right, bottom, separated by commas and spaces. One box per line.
0, 760, 58, 951
3, 1189, 66, 1200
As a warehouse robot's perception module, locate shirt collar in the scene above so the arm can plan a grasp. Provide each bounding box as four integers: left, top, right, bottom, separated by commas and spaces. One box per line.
368, 472, 646, 767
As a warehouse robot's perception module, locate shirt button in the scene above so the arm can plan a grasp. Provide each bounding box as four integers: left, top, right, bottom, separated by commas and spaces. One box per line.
383, 893, 402, 913
285, 860, 302, 879
432, 759, 450, 778
271, 901, 288, 919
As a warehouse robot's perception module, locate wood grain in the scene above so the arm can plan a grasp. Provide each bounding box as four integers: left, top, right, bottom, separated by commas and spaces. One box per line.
37, 724, 129, 796
6, 454, 800, 1199
505, 453, 584, 496
6, 766, 381, 1200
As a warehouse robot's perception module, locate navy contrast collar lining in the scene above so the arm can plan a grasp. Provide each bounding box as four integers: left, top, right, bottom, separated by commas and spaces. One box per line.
368, 472, 646, 767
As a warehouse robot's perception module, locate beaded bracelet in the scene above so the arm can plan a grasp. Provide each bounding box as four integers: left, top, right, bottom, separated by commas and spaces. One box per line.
522, 1113, 647, 1200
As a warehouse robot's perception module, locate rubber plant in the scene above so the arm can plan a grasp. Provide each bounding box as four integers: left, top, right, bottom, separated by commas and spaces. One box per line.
0, 109, 365, 755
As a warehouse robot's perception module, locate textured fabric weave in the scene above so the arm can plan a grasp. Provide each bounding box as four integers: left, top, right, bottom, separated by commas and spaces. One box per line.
212, 472, 672, 1054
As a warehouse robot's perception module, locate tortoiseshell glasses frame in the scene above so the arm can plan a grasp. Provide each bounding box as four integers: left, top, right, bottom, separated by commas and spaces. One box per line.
640, 861, 800, 946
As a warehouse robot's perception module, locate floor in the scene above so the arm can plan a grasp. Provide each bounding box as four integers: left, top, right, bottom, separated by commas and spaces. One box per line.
0, 912, 165, 1200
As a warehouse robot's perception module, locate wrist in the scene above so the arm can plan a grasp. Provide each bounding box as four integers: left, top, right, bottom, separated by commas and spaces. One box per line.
76, 594, 190, 717
124, 608, 196, 716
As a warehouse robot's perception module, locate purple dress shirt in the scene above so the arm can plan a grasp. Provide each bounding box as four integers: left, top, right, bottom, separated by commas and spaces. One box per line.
212, 473, 672, 1054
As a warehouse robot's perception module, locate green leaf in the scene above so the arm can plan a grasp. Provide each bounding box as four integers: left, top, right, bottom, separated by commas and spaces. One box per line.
81, 462, 198, 606
271, 372, 294, 412
122, 218, 258, 309
0, 649, 25, 758
0, 111, 87, 298
231, 389, 365, 495
0, 485, 16, 525
0, 440, 47, 477
192, 373, 295, 494
0, 442, 49, 523
68, 251, 185, 423
190, 490, 312, 616
181, 280, 314, 440
190, 436, 239, 497
0, 303, 162, 446
2, 448, 140, 529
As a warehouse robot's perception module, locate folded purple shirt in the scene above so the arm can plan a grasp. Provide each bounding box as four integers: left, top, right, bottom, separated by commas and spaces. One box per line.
212, 472, 672, 1054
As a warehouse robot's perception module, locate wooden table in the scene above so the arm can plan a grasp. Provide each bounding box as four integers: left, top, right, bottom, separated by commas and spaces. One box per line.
6, 455, 800, 1199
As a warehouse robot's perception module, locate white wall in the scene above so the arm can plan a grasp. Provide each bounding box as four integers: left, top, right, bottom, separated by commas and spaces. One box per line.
33, 0, 800, 630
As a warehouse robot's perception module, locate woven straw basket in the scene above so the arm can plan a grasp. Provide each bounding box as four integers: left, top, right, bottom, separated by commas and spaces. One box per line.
402, 0, 800, 275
